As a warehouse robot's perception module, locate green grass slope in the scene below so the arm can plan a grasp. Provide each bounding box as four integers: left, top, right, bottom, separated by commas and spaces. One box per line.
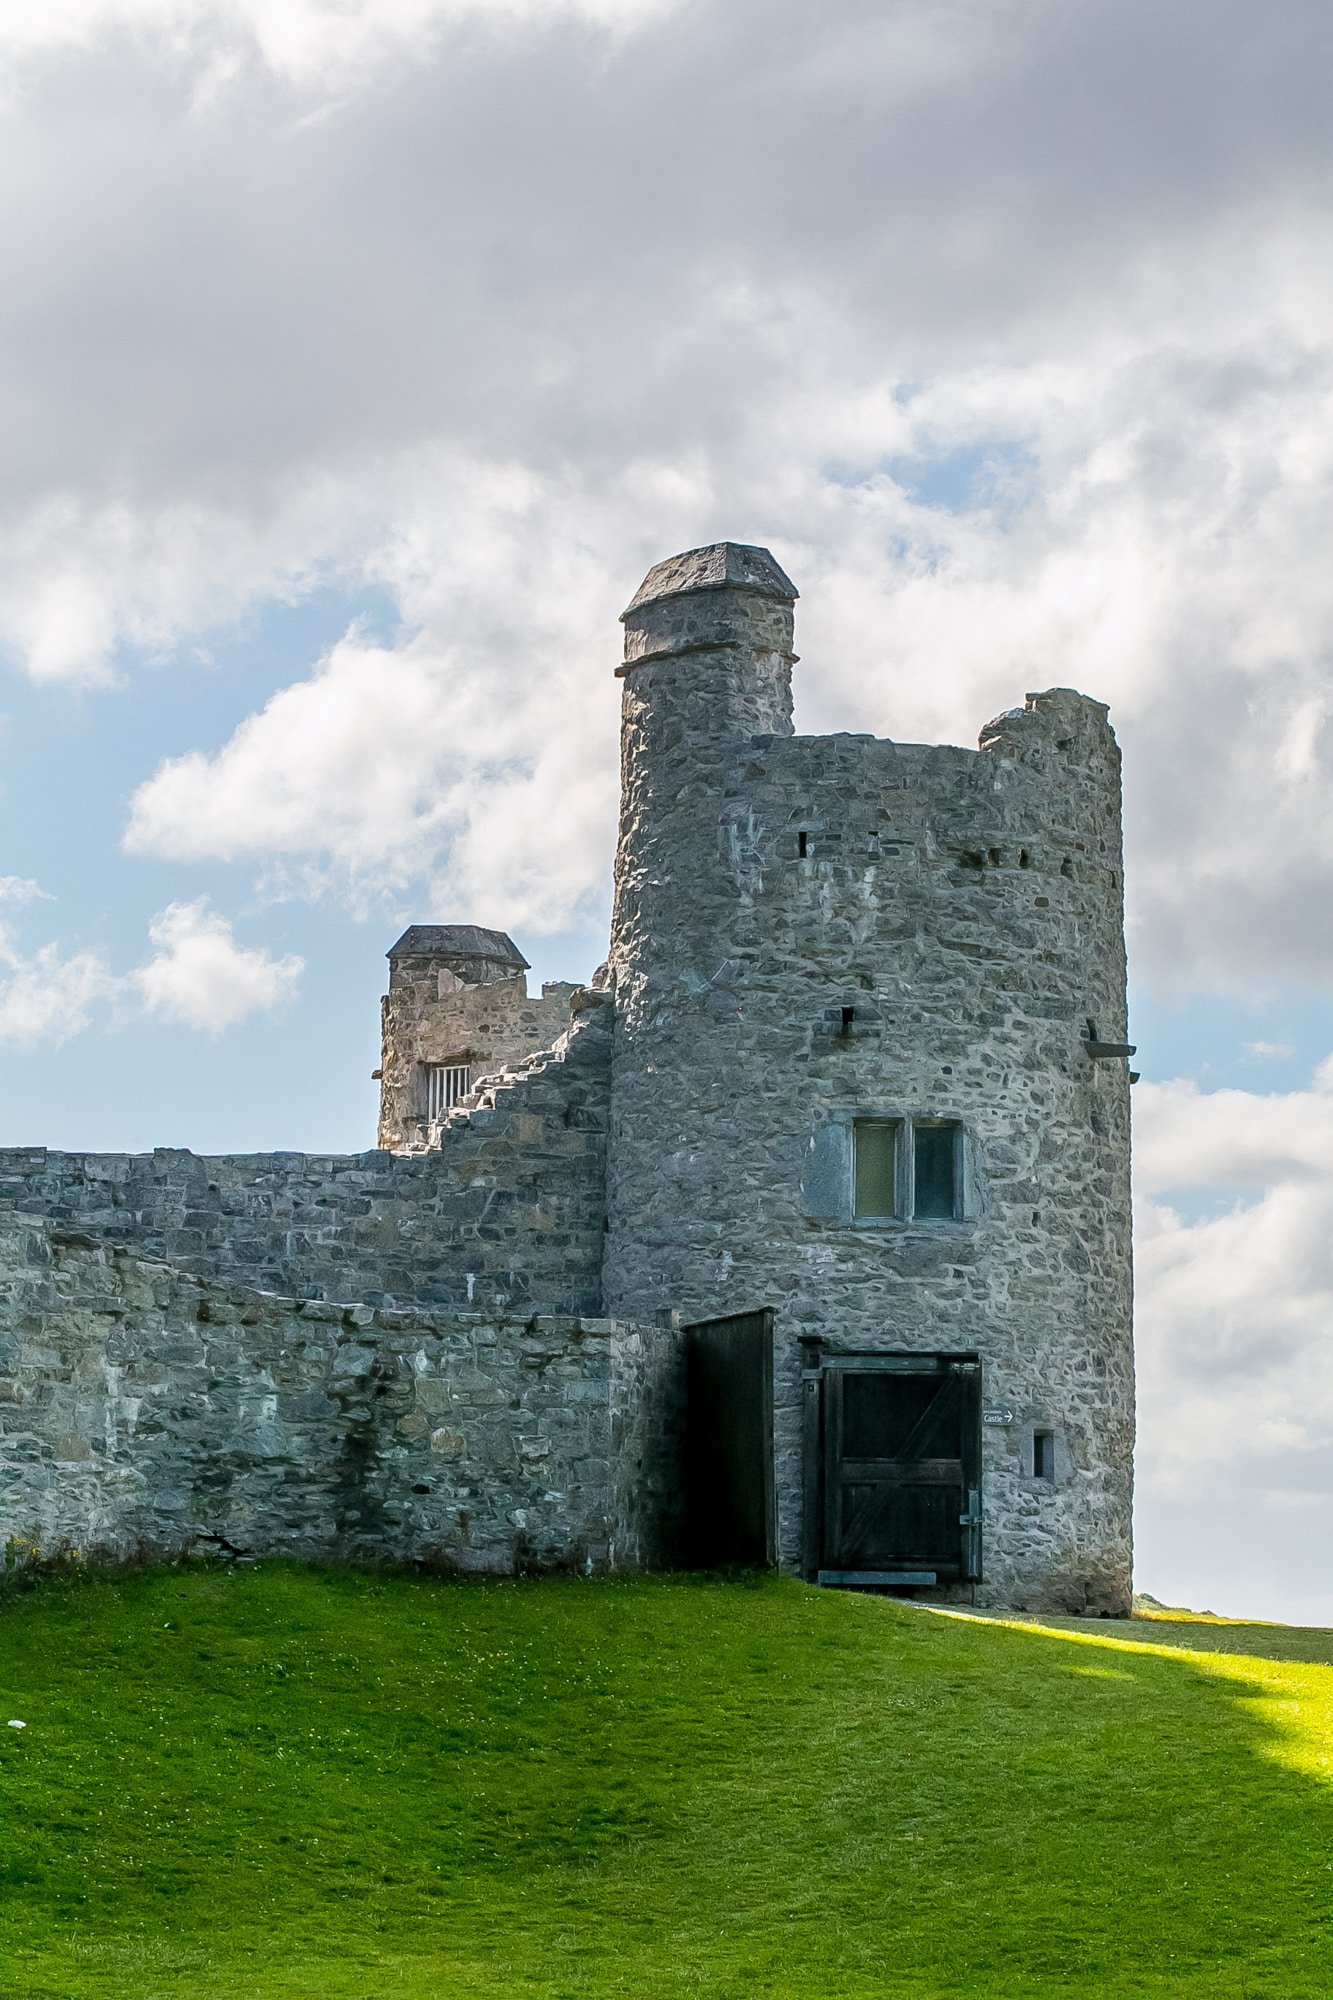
1, 1567, 1330, 1999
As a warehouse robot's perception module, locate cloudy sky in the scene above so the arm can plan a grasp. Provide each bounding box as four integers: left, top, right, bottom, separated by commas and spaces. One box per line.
2, 0, 1332, 1621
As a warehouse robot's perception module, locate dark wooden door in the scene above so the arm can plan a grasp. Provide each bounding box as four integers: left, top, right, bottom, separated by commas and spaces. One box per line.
814, 1355, 981, 1585
682, 1310, 775, 1567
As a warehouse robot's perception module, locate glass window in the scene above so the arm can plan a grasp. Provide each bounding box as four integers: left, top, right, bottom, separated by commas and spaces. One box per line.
853, 1121, 897, 1219
913, 1122, 958, 1219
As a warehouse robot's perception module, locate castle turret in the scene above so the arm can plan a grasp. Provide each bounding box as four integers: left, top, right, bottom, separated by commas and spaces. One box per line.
377, 924, 577, 1149
607, 536, 797, 1145
619, 540, 797, 733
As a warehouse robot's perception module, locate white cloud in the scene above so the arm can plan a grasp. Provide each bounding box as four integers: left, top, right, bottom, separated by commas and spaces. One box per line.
126, 635, 450, 867
1137, 1183, 1333, 1484
0, 896, 303, 1042
134, 899, 304, 1030
111, 322, 1333, 967
1133, 1070, 1333, 1193
0, 943, 121, 1046
1134, 1064, 1333, 1513
0, 0, 1327, 988
0, 0, 674, 89
0, 877, 52, 912
122, 455, 632, 931
0, 880, 115, 1045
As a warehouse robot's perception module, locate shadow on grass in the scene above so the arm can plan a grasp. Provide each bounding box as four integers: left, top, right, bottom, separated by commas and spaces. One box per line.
0, 1567, 1330, 1999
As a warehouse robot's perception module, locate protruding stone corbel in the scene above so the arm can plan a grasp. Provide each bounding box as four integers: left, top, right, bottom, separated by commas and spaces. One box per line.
1084, 1041, 1136, 1059
1082, 1021, 1136, 1061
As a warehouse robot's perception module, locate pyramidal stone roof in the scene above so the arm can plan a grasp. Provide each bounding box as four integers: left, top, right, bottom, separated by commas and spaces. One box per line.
622, 542, 798, 618
386, 925, 529, 968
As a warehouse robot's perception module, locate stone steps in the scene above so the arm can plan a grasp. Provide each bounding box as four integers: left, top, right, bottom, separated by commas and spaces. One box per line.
417, 997, 611, 1147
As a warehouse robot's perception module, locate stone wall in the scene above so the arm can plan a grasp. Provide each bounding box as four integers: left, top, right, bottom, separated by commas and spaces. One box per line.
604, 556, 1134, 1613
0, 1001, 612, 1318
0, 1211, 676, 1572
609, 1316, 687, 1570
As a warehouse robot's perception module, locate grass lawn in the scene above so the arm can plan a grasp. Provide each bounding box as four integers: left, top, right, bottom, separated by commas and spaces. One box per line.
0, 1566, 1330, 1999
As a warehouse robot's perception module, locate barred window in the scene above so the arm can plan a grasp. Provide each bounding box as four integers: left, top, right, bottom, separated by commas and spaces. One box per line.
424, 1063, 473, 1120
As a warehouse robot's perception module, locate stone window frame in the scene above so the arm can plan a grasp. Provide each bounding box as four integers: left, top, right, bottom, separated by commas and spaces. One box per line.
801, 1111, 979, 1229
1021, 1421, 1068, 1487
415, 1055, 482, 1122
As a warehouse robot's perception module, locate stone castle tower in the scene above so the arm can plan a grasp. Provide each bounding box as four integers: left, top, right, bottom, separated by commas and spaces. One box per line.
600, 544, 1134, 1610
0, 541, 1134, 1613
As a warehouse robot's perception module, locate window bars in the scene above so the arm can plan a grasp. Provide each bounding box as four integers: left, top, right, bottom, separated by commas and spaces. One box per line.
424, 1063, 473, 1121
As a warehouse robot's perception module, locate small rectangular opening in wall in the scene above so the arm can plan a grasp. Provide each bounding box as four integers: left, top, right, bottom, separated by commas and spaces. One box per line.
798, 830, 809, 857
853, 1121, 897, 1219
1033, 1429, 1056, 1480
424, 1063, 473, 1121
913, 1122, 959, 1219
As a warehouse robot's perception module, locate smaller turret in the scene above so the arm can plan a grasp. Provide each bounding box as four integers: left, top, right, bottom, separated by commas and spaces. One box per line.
376, 925, 577, 1150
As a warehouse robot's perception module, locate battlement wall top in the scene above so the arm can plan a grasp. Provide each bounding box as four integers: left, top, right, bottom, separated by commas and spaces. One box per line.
0, 1002, 613, 1314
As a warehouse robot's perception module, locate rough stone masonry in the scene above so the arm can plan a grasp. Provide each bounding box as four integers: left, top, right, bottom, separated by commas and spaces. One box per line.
0, 543, 1134, 1610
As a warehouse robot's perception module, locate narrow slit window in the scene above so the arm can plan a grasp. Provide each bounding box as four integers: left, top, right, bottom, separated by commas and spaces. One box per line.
797, 830, 809, 857
1033, 1429, 1056, 1481
853, 1121, 897, 1220
912, 1122, 959, 1219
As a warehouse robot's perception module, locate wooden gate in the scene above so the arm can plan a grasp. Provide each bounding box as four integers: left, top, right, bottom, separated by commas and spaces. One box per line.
682, 1310, 775, 1568
802, 1351, 982, 1587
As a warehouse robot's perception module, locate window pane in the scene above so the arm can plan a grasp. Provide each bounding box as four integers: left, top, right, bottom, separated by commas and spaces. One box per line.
913, 1123, 957, 1219
854, 1122, 896, 1218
